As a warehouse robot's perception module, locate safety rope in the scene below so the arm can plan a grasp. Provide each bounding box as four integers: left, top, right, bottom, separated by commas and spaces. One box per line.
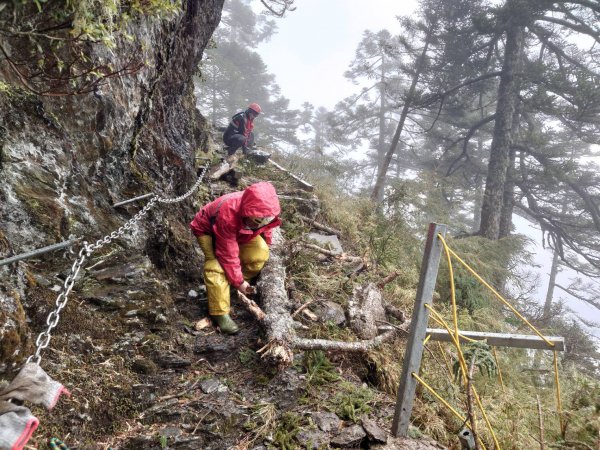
26, 163, 209, 365
492, 347, 505, 392
436, 233, 574, 448
437, 235, 554, 348
411, 372, 468, 424
411, 372, 488, 450
425, 304, 501, 448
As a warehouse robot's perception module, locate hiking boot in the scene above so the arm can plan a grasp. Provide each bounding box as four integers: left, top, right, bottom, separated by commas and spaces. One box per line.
211, 314, 239, 335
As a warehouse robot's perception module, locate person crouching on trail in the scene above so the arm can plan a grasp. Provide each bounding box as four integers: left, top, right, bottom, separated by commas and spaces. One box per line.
223, 103, 262, 156
190, 182, 281, 334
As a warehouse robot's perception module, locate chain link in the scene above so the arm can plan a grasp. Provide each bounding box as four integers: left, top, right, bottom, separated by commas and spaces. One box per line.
27, 162, 210, 364
27, 245, 89, 365
157, 163, 209, 204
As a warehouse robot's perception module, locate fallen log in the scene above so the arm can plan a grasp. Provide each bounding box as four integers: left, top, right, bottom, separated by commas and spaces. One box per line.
300, 241, 363, 263
257, 229, 406, 367
298, 214, 341, 236
210, 154, 240, 180
267, 158, 314, 192
256, 229, 296, 366
294, 328, 403, 352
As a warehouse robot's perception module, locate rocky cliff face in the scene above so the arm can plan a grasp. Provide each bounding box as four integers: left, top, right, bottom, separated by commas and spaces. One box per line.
0, 0, 224, 371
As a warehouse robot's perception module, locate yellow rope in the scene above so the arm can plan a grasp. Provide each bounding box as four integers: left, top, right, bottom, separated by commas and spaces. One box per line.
553, 351, 564, 436
438, 236, 554, 348
412, 372, 488, 450
412, 372, 467, 422
437, 341, 453, 376
438, 235, 461, 353
426, 296, 502, 448
492, 347, 505, 392
425, 304, 468, 374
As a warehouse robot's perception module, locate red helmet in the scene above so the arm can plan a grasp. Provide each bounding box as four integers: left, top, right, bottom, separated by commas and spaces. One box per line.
247, 103, 262, 115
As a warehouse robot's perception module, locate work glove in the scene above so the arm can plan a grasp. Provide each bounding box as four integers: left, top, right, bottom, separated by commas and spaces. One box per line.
238, 281, 257, 295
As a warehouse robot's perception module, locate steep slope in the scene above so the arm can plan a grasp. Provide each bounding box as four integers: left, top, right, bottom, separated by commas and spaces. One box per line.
0, 0, 223, 370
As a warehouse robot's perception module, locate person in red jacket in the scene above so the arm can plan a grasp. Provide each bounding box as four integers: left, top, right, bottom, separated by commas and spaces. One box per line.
190, 182, 281, 334
223, 103, 261, 156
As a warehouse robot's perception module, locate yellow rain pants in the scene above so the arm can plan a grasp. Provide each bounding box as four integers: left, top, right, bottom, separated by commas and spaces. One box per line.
196, 235, 269, 316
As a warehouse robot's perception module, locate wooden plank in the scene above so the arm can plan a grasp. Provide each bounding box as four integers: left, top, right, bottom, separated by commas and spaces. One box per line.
425, 328, 565, 351
392, 223, 447, 437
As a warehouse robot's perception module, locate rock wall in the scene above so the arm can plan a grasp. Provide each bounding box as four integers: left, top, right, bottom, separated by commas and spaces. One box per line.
0, 0, 224, 372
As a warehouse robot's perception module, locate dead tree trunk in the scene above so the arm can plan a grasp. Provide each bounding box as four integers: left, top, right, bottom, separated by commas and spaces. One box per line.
256, 229, 296, 365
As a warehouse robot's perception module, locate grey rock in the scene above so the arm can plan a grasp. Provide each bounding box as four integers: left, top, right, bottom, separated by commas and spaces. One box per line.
194, 333, 238, 354
362, 417, 388, 443
269, 369, 304, 410
371, 436, 447, 450
348, 283, 386, 339
316, 300, 346, 326
156, 353, 191, 369
199, 378, 228, 394
311, 411, 341, 433
307, 232, 343, 254
160, 426, 182, 438
330, 424, 366, 447
86, 296, 124, 311
154, 313, 168, 323
188, 289, 198, 298
296, 429, 330, 449
145, 398, 179, 415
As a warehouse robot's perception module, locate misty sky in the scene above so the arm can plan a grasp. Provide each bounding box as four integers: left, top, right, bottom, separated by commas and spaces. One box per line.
258, 0, 418, 110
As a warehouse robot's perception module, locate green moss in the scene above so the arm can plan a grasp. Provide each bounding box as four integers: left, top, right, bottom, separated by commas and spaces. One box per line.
271, 412, 302, 450
328, 382, 374, 423
303, 350, 340, 386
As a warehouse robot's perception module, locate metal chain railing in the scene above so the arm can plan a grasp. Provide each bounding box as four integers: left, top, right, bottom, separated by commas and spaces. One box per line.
27, 163, 209, 365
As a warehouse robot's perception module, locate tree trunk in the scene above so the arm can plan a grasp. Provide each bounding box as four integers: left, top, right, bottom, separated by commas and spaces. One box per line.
498, 146, 517, 238
371, 29, 432, 203
472, 174, 484, 232
543, 248, 560, 319
479, 21, 524, 239
376, 55, 387, 203
499, 90, 523, 238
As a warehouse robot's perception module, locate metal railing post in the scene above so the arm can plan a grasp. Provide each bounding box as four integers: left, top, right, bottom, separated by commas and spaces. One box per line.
0, 239, 80, 268
391, 222, 447, 436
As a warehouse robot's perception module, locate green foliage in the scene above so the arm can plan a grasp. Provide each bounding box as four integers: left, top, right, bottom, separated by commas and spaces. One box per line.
303, 350, 341, 386
450, 267, 489, 313
329, 382, 374, 422
452, 341, 497, 380
238, 347, 257, 365
158, 434, 168, 449
1, 0, 181, 95
271, 412, 301, 450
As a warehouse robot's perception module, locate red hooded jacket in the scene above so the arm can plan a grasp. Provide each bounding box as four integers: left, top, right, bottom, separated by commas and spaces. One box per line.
190, 182, 281, 288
